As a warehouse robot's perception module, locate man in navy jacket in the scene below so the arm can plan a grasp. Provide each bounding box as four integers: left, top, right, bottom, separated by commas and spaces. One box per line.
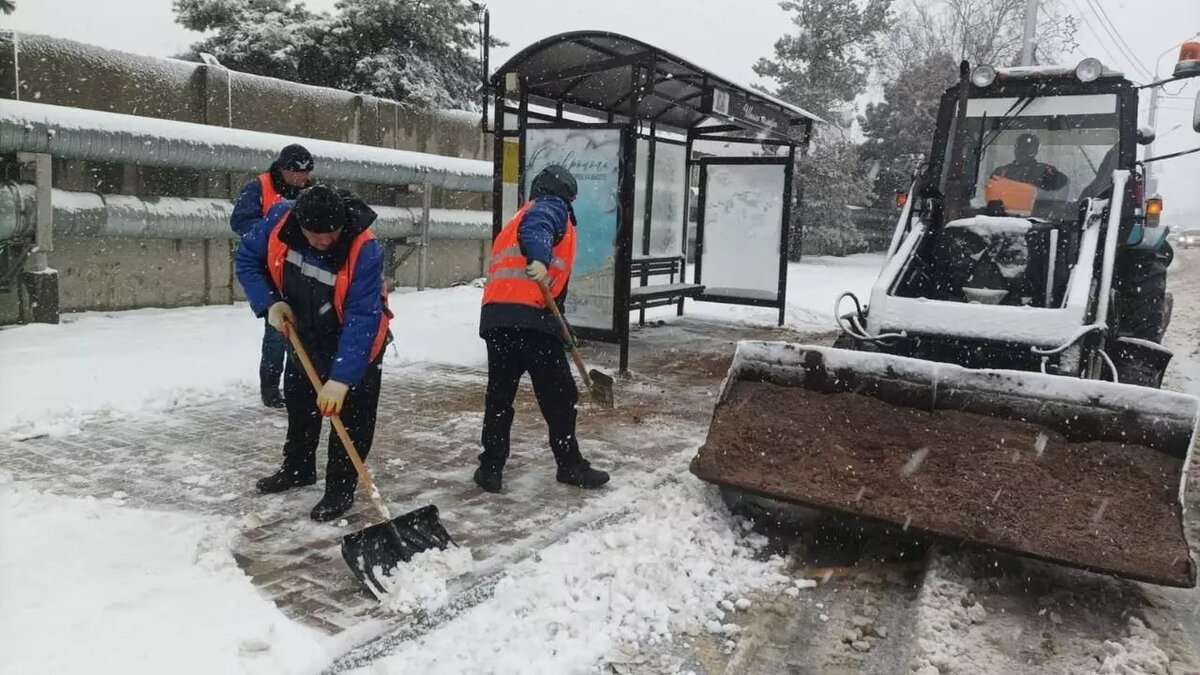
476, 165, 610, 493
236, 184, 391, 522
231, 144, 314, 408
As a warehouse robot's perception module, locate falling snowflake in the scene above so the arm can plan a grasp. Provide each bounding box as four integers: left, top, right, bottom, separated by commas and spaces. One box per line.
901, 447, 930, 476
1034, 432, 1048, 457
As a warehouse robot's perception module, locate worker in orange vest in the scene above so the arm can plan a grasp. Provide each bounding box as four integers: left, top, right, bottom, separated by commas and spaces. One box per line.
230, 144, 314, 408
235, 184, 392, 522
475, 165, 610, 493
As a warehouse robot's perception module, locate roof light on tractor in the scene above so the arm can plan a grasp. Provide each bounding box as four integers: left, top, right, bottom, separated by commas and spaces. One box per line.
1075, 57, 1104, 83
1174, 42, 1200, 77
970, 64, 996, 87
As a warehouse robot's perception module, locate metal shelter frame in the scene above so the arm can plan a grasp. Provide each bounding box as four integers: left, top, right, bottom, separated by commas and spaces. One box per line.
488, 31, 821, 371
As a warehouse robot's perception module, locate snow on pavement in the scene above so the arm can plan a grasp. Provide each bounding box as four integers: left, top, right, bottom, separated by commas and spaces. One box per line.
0, 254, 883, 437
0, 475, 333, 675
351, 469, 793, 675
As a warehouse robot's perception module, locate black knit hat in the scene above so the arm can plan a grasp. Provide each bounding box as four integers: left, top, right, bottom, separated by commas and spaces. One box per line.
529, 165, 578, 202
292, 184, 346, 233
277, 143, 314, 172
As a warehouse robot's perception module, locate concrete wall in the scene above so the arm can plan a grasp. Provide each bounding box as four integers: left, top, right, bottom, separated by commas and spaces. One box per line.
0, 32, 493, 323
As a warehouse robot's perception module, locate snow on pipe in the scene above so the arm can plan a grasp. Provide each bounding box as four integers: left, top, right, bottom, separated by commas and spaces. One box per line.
0, 183, 491, 240
0, 100, 493, 193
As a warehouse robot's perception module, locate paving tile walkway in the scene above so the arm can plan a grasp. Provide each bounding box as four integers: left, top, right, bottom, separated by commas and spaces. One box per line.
1, 318, 815, 637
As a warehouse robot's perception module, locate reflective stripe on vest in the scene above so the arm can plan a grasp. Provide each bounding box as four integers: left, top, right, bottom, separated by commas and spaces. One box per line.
481, 200, 576, 308
265, 212, 392, 362
259, 173, 283, 217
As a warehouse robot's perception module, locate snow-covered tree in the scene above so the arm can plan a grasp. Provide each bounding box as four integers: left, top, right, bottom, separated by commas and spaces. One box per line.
173, 0, 492, 109
0, 0, 16, 15
794, 137, 871, 257
859, 52, 959, 199
754, 0, 892, 123
754, 0, 892, 257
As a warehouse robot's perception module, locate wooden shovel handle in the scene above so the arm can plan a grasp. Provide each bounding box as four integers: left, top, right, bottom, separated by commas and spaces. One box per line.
537, 281, 594, 390
282, 323, 393, 523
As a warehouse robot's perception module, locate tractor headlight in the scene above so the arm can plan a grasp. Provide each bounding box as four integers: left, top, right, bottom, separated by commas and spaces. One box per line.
971, 65, 997, 87
1076, 58, 1104, 83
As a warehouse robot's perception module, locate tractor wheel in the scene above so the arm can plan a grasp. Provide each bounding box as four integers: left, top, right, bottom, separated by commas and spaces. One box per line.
1116, 253, 1169, 342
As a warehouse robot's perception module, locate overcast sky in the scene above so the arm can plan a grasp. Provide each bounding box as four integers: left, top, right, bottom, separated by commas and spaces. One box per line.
3, 0, 1199, 215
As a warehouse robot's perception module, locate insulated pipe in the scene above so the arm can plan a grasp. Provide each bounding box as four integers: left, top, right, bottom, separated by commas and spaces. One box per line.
0, 100, 493, 193
0, 184, 491, 240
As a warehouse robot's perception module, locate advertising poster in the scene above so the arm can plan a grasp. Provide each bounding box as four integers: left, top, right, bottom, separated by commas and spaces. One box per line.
524, 127, 623, 332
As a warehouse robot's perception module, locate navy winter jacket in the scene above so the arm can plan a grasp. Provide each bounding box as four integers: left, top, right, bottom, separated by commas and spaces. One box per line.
229, 164, 306, 236
235, 198, 385, 385
479, 196, 573, 338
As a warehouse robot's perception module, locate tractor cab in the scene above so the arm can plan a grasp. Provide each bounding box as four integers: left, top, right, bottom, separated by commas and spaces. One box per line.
900, 59, 1140, 311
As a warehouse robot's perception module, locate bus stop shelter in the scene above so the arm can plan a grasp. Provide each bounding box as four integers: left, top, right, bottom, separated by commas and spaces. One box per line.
488, 31, 821, 371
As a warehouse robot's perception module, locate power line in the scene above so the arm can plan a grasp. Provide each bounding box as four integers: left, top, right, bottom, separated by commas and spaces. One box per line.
1067, 0, 1138, 77
1082, 0, 1153, 79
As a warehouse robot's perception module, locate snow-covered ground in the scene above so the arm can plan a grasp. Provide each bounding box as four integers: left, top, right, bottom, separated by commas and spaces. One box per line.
0, 475, 334, 675
0, 253, 881, 675
354, 467, 795, 675
0, 254, 882, 437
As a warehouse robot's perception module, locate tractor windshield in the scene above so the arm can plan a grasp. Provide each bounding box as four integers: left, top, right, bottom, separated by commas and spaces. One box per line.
940, 94, 1121, 222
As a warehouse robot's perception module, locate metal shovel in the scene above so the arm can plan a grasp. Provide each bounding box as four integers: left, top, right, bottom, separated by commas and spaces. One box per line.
537, 281, 615, 408
284, 326, 456, 598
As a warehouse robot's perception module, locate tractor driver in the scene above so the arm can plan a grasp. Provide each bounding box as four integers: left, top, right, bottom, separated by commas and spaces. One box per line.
990, 133, 1069, 191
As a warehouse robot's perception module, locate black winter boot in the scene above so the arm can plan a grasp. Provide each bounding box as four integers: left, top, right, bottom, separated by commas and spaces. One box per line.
310, 489, 355, 522
256, 466, 316, 494
473, 466, 503, 493
556, 460, 610, 489
261, 387, 286, 409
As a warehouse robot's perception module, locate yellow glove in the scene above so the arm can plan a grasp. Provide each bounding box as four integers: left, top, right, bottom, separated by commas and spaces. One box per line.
267, 301, 295, 335
316, 380, 349, 417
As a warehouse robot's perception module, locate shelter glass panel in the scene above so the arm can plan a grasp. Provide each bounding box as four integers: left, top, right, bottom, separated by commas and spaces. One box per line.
700, 164, 786, 300
649, 142, 687, 258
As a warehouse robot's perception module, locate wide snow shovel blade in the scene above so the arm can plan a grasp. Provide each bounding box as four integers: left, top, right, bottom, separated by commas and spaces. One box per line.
585, 367, 615, 408
284, 326, 457, 598
341, 504, 456, 598
538, 281, 615, 408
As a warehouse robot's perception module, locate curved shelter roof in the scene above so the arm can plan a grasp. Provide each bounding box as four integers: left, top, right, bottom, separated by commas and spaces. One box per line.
491, 31, 822, 144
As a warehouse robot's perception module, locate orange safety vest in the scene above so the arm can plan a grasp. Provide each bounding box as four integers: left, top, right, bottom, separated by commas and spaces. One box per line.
259, 173, 284, 217
482, 200, 576, 308
266, 213, 391, 362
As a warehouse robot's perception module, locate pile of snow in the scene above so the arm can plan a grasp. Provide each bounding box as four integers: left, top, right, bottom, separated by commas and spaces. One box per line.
1094, 618, 1171, 674
376, 545, 476, 614
352, 476, 791, 675
0, 479, 332, 675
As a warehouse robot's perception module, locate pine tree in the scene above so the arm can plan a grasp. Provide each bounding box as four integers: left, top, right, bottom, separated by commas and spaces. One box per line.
754, 0, 892, 258
173, 0, 493, 109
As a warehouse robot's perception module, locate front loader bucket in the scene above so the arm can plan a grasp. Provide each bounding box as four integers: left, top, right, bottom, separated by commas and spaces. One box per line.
690, 342, 1199, 587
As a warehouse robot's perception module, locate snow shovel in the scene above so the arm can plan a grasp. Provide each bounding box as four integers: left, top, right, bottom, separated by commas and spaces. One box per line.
537, 281, 615, 408
283, 325, 456, 598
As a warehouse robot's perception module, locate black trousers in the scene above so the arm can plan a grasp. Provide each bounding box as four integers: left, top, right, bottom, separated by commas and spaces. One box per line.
260, 319, 287, 391
279, 348, 382, 497
480, 328, 584, 471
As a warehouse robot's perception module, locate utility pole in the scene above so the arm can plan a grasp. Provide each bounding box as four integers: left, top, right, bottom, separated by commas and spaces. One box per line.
1021, 0, 1039, 66
1146, 85, 1161, 195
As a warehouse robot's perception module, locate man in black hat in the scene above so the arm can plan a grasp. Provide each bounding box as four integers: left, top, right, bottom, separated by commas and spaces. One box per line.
231, 143, 315, 408
235, 183, 392, 522
990, 133, 1069, 191
474, 164, 611, 494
